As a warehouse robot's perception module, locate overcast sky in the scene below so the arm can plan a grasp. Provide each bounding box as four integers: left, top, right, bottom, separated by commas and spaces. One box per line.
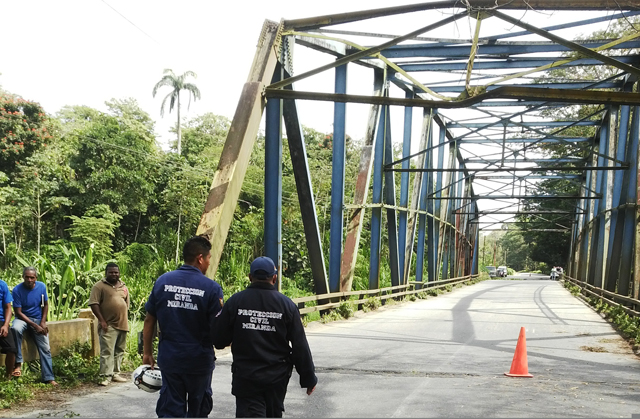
0, 1, 615, 231
0, 0, 429, 147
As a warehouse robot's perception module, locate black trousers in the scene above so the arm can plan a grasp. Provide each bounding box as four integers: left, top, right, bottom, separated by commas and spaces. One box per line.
234, 376, 290, 418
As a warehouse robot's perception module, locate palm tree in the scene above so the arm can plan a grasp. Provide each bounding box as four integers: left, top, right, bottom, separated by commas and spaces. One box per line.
152, 69, 201, 155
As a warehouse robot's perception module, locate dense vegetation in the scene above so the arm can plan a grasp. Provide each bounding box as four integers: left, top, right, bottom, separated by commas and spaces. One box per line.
0, 84, 376, 325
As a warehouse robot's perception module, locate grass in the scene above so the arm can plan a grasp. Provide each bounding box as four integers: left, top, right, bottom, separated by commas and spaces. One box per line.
0, 342, 100, 410
564, 280, 640, 349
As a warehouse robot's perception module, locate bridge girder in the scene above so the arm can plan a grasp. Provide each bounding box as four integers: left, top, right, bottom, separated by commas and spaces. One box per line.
198, 2, 640, 300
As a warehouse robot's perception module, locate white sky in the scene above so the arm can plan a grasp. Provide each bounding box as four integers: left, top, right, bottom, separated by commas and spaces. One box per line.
0, 1, 616, 231
0, 0, 426, 146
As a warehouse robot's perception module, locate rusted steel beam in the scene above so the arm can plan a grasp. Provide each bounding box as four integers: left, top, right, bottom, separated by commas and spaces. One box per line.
264, 87, 640, 108
340, 70, 384, 292
284, 1, 640, 31
196, 20, 281, 279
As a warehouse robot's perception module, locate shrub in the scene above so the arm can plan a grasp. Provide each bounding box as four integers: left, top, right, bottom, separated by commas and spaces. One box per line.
363, 297, 381, 312
52, 341, 100, 384
320, 310, 343, 323
336, 301, 355, 319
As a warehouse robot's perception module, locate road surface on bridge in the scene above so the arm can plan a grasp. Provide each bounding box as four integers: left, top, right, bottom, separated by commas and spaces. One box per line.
11, 278, 640, 418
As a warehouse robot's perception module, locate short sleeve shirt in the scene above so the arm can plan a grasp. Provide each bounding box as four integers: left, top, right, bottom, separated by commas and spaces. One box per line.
12, 281, 48, 320
145, 265, 224, 374
88, 279, 130, 331
0, 280, 12, 323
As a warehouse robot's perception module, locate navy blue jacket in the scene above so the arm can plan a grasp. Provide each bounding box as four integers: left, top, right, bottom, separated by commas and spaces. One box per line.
145, 265, 223, 374
213, 281, 317, 390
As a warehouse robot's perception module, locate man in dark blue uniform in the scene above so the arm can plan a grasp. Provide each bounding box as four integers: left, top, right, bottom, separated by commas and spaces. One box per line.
213, 256, 317, 418
143, 235, 224, 418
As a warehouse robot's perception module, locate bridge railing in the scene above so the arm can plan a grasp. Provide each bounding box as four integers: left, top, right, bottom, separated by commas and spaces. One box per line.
292, 274, 480, 315
563, 275, 640, 317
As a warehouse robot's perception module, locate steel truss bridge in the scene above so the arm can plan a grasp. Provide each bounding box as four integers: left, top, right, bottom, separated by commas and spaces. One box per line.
196, 1, 640, 301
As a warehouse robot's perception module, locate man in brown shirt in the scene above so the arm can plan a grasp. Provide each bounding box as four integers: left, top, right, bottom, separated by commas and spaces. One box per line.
89, 262, 130, 386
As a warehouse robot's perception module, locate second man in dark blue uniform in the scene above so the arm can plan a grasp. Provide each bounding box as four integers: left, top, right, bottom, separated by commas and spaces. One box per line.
213, 256, 317, 418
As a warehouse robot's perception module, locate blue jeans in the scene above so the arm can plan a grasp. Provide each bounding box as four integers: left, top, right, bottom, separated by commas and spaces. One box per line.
12, 318, 55, 382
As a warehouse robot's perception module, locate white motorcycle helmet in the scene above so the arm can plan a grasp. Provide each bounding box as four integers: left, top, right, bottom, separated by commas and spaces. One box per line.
132, 364, 162, 393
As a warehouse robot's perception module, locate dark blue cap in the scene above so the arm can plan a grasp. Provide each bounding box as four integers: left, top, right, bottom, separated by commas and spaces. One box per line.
250, 256, 277, 279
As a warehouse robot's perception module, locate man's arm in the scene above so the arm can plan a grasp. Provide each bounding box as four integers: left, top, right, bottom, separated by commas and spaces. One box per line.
287, 304, 318, 395
14, 306, 45, 334
0, 303, 11, 338
211, 303, 233, 350
89, 304, 108, 332
142, 313, 157, 369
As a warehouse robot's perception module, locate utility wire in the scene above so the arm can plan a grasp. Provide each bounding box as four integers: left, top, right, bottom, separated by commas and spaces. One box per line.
99, 0, 162, 47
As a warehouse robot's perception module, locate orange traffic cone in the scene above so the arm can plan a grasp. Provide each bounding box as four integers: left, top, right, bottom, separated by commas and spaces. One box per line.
504, 327, 533, 378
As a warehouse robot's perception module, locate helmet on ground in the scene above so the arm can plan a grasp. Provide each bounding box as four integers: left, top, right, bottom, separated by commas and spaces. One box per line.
132, 364, 162, 393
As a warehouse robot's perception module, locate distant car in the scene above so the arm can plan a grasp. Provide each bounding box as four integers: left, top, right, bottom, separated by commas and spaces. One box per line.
497, 266, 508, 277
550, 267, 562, 280
486, 266, 497, 277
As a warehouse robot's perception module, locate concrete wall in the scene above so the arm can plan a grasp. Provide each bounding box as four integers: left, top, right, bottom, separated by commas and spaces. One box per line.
0, 309, 99, 366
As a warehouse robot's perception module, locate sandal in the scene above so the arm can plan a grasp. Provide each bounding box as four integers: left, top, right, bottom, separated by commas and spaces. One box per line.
11, 368, 21, 377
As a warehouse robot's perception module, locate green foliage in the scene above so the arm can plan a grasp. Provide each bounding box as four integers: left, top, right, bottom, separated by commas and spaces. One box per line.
416, 291, 429, 299
61, 100, 159, 222
0, 341, 99, 409
363, 297, 381, 312
52, 342, 100, 384
0, 378, 33, 409
320, 310, 344, 323
67, 205, 121, 259
336, 301, 355, 319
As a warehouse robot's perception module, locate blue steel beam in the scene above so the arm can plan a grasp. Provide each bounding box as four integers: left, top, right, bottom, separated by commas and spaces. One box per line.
424, 82, 623, 94
434, 123, 445, 279
369, 105, 387, 289
471, 202, 479, 275
329, 63, 348, 292
399, 57, 640, 72
587, 120, 609, 286
480, 11, 640, 42
448, 121, 599, 129
490, 10, 640, 78
427, 126, 436, 282
415, 110, 433, 285
403, 110, 432, 285
618, 105, 639, 297
578, 158, 594, 281
265, 68, 283, 289
282, 94, 330, 295
464, 158, 586, 164
594, 111, 616, 289
398, 93, 413, 283
383, 111, 401, 287
461, 137, 591, 144
604, 102, 630, 292
379, 40, 640, 59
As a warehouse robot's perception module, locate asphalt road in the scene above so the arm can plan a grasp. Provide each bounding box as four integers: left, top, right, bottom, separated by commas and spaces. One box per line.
14, 277, 640, 418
